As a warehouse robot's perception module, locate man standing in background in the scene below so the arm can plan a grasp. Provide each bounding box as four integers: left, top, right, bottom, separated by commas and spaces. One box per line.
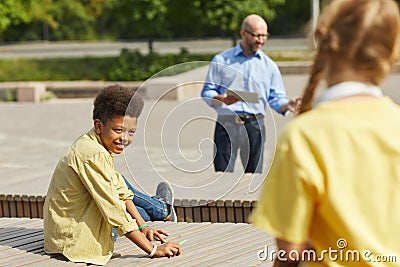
201, 14, 300, 173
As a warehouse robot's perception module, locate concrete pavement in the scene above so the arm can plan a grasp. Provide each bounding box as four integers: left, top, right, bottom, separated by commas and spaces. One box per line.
2, 73, 400, 201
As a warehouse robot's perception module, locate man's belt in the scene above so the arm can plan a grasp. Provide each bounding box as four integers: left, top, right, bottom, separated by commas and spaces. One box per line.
219, 114, 264, 124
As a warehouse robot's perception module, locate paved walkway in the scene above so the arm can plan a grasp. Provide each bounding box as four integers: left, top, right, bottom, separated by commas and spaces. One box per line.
0, 74, 304, 200
0, 38, 311, 59
1, 73, 400, 201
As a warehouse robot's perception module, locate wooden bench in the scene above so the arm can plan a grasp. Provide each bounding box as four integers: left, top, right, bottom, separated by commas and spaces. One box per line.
0, 195, 257, 223
0, 218, 275, 266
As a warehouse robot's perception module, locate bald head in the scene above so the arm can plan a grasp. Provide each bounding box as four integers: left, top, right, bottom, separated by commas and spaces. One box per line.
240, 14, 268, 56
241, 14, 268, 32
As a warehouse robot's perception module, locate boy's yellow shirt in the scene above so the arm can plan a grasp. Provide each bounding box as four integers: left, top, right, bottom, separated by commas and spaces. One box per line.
44, 129, 138, 266
251, 97, 400, 266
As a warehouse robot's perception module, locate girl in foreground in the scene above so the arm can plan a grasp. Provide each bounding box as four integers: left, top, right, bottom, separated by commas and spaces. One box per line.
252, 0, 400, 266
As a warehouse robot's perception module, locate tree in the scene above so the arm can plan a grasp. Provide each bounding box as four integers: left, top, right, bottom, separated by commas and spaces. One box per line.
269, 1, 310, 35
0, 0, 41, 39
103, 0, 170, 52
46, 0, 101, 40
194, 0, 285, 46
1, 0, 104, 41
165, 0, 215, 38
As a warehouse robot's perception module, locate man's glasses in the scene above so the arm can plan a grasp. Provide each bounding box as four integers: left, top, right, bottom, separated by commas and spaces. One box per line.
244, 29, 270, 39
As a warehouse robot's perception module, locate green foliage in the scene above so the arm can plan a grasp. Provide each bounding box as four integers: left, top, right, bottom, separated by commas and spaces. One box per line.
101, 0, 170, 51
108, 48, 212, 81
194, 0, 285, 43
4, 89, 17, 102
165, 0, 216, 38
103, 0, 169, 39
4, 0, 400, 41
0, 0, 36, 33
270, 1, 311, 35
0, 50, 213, 82
2, 0, 53, 41
0, 57, 114, 81
48, 0, 98, 40
2, 0, 105, 41
1, 0, 291, 42
0, 49, 312, 82
40, 90, 56, 101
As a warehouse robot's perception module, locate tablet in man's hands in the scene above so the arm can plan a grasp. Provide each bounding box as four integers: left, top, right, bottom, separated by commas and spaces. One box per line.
226, 89, 259, 103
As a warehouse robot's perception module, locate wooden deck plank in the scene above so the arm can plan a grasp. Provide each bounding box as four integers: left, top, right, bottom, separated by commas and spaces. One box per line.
0, 244, 43, 259
199, 200, 210, 222
141, 224, 249, 266
113, 222, 217, 257
1, 196, 257, 223
0, 231, 43, 248
0, 243, 55, 266
0, 242, 82, 267
6, 239, 44, 253
102, 222, 216, 262
230, 237, 275, 266
2, 251, 84, 267
104, 256, 145, 267
190, 234, 273, 266
1, 251, 54, 266
207, 201, 218, 223
0, 224, 43, 234
0, 247, 36, 265
0, 240, 44, 258
0, 228, 30, 237
242, 200, 252, 223
0, 229, 42, 241
169, 231, 263, 266
216, 200, 226, 223
0, 218, 43, 229
0, 218, 274, 266
103, 223, 233, 267
20, 259, 85, 267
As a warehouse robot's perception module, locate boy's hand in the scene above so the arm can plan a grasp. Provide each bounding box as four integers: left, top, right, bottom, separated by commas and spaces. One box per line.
154, 241, 182, 257
141, 227, 169, 243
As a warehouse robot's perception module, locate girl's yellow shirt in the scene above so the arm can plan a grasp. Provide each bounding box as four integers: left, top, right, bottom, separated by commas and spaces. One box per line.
252, 97, 400, 266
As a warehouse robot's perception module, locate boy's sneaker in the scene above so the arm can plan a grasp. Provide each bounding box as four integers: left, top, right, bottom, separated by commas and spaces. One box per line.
165, 205, 177, 223
156, 181, 177, 222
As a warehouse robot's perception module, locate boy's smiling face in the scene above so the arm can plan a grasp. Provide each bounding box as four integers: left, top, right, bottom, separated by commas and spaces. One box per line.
94, 115, 137, 154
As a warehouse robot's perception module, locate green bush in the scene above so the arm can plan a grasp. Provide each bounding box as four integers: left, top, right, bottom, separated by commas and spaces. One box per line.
0, 49, 311, 82
4, 89, 17, 101
107, 48, 212, 81
0, 49, 213, 82
0, 57, 115, 82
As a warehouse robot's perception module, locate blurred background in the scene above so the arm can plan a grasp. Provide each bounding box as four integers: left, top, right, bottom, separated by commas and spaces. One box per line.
0, 0, 338, 86
1, 0, 400, 198
1, 0, 324, 45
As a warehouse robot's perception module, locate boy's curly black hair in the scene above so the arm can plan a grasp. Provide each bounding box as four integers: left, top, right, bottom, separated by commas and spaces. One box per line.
93, 84, 144, 123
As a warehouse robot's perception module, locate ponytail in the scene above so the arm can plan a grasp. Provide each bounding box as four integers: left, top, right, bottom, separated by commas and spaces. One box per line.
299, 50, 326, 114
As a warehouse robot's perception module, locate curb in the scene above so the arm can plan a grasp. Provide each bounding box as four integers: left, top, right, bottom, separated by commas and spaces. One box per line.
278, 61, 400, 75
278, 61, 311, 75
0, 63, 311, 101
1, 62, 399, 100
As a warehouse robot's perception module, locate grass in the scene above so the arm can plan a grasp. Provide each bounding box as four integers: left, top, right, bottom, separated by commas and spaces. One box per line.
0, 57, 116, 82
0, 51, 314, 82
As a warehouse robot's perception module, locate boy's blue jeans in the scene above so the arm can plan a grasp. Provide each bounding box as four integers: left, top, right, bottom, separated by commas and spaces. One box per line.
112, 176, 168, 240
123, 176, 168, 221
